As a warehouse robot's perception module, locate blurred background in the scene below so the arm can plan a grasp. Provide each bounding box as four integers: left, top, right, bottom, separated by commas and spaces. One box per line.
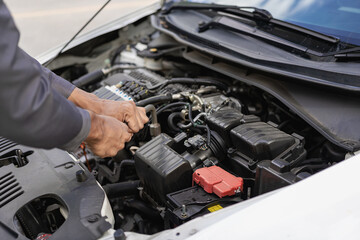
5, 0, 158, 57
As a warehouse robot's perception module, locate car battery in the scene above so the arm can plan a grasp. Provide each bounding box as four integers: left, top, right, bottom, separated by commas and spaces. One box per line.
165, 185, 242, 228
193, 166, 243, 198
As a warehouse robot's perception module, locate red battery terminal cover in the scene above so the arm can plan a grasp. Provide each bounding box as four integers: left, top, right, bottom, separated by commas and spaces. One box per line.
193, 166, 243, 198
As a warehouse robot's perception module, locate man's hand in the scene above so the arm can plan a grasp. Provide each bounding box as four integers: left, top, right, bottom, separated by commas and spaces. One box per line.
85, 111, 133, 157
69, 88, 148, 133
96, 100, 148, 133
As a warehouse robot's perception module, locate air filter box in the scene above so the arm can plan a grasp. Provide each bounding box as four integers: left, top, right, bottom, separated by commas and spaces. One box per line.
206, 106, 259, 146
230, 122, 297, 161
135, 134, 192, 203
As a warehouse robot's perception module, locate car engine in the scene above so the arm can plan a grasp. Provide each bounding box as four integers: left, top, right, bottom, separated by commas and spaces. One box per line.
0, 16, 352, 240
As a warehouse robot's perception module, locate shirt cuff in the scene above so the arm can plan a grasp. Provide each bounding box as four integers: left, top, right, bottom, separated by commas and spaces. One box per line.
60, 107, 91, 152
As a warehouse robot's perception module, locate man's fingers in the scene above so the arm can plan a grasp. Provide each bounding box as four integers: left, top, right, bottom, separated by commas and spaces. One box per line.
85, 114, 136, 158
136, 114, 144, 130
127, 119, 140, 133
137, 107, 149, 124
128, 107, 147, 133
98, 100, 148, 133
124, 132, 133, 142
119, 121, 133, 141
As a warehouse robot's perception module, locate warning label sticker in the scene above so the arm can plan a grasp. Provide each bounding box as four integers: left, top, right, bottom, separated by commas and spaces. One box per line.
208, 205, 223, 212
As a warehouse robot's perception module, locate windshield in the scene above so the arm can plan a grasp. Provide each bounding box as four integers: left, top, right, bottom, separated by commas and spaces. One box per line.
172, 0, 360, 46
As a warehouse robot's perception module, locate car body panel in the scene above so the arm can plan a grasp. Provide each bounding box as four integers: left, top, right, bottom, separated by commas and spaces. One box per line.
36, 2, 161, 63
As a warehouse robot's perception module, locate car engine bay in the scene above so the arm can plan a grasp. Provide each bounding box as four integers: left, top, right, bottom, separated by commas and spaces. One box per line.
0, 14, 357, 240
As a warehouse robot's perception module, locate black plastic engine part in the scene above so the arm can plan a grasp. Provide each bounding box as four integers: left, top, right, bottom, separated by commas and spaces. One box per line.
97, 159, 135, 184
228, 121, 307, 193
231, 122, 298, 161
206, 106, 259, 146
184, 135, 207, 149
93, 70, 165, 102
165, 186, 241, 227
0, 149, 31, 168
0, 141, 112, 240
254, 160, 311, 196
208, 131, 227, 160
15, 197, 66, 239
134, 134, 193, 204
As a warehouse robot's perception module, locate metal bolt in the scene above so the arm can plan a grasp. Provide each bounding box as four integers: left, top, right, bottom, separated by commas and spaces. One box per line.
181, 205, 187, 218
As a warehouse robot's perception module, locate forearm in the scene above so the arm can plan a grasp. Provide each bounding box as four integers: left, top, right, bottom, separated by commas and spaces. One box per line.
69, 87, 104, 114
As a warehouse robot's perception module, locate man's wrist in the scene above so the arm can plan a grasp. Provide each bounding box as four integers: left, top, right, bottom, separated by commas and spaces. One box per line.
86, 110, 103, 143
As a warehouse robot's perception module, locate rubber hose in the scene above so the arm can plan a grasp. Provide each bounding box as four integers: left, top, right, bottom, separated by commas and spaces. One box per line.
136, 94, 172, 107
133, 214, 145, 234
156, 102, 188, 115
73, 69, 105, 87
167, 112, 183, 132
102, 180, 140, 198
124, 199, 162, 221
164, 78, 228, 91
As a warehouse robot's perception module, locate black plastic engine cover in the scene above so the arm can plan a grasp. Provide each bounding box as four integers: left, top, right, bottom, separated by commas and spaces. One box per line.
0, 138, 111, 240
135, 134, 193, 204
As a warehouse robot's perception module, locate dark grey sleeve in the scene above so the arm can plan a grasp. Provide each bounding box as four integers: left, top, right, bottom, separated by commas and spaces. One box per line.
42, 64, 76, 99
21, 49, 76, 98
0, 1, 91, 152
